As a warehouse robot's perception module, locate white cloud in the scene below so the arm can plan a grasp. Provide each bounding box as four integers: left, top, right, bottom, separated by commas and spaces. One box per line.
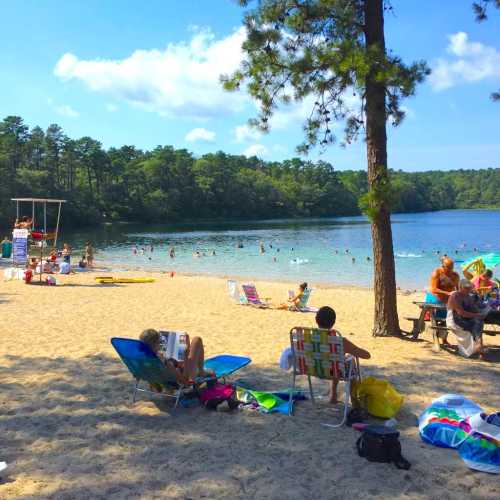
243, 144, 268, 158
54, 27, 248, 119
270, 96, 315, 129
56, 105, 79, 118
430, 32, 500, 91
185, 127, 215, 142
106, 103, 118, 112
234, 124, 261, 143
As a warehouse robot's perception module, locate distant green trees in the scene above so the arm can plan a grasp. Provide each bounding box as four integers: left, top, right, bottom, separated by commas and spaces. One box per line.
0, 115, 498, 228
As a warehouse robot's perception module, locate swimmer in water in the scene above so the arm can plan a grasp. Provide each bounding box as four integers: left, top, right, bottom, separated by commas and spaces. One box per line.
345, 249, 349, 254
193, 251, 200, 258
237, 241, 244, 249
169, 247, 175, 258
133, 245, 138, 255
259, 242, 265, 254
273, 257, 277, 263
352, 257, 356, 264
151, 245, 154, 253
212, 250, 216, 256
366, 256, 371, 261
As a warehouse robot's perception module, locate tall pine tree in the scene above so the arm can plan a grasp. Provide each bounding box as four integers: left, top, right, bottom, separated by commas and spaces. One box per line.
223, 0, 429, 335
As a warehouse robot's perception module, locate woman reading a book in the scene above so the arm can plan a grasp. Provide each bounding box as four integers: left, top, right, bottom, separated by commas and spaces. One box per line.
140, 329, 213, 386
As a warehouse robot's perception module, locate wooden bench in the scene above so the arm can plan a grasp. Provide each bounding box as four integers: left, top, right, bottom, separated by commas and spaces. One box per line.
429, 325, 498, 352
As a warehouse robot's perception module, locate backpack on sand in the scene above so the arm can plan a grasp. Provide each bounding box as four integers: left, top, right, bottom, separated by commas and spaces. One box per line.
199, 383, 239, 411
356, 425, 411, 470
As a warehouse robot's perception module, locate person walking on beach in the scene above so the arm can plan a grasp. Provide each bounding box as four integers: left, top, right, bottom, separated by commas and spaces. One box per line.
85, 242, 94, 268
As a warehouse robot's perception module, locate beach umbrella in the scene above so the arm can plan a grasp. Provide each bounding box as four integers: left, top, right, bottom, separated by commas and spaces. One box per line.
462, 253, 500, 270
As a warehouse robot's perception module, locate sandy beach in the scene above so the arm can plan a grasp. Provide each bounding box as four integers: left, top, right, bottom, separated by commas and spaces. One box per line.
1, 270, 499, 499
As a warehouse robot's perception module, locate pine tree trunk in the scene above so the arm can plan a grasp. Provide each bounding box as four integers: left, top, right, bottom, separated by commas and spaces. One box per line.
364, 0, 400, 336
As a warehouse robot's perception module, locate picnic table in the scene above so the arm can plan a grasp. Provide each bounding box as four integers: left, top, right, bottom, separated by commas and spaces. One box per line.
406, 300, 498, 352
406, 301, 448, 351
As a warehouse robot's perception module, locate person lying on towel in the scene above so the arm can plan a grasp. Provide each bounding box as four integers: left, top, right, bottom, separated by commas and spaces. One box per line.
315, 306, 371, 404
139, 329, 214, 388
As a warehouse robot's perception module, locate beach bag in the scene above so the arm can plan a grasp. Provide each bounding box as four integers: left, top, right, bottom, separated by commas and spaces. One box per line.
356, 425, 411, 470
199, 383, 238, 411
453, 412, 500, 474
352, 377, 403, 418
419, 394, 483, 448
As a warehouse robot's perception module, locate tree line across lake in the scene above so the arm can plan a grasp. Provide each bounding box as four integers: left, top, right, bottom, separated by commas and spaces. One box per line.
0, 115, 498, 229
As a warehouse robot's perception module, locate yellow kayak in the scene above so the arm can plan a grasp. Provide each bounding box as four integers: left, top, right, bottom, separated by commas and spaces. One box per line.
95, 276, 156, 284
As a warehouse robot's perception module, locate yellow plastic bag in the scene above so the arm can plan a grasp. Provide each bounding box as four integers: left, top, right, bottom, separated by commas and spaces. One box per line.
352, 376, 404, 418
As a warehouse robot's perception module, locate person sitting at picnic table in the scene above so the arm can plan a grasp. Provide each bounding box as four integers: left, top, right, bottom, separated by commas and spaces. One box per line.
139, 329, 214, 388
462, 257, 485, 281
315, 306, 371, 404
429, 257, 460, 304
447, 279, 488, 360
472, 269, 495, 295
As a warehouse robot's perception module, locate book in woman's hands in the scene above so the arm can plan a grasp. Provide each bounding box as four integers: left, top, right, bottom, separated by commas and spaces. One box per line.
158, 331, 188, 361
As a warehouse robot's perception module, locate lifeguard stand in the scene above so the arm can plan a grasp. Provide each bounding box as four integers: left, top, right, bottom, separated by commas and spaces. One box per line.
11, 198, 66, 282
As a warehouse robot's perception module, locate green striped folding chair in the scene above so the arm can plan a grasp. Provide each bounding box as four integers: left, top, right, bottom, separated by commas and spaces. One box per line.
289, 327, 361, 427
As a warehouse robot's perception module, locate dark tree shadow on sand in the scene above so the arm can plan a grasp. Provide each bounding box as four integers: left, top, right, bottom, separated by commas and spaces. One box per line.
0, 349, 499, 499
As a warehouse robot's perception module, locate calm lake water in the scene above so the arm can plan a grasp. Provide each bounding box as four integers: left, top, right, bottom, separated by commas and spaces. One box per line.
65, 210, 500, 289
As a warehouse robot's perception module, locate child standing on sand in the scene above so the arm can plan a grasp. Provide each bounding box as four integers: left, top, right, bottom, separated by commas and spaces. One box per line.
85, 242, 94, 268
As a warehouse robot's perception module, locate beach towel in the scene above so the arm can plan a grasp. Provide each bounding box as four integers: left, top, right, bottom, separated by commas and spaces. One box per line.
235, 386, 305, 414
279, 347, 293, 370
418, 394, 483, 448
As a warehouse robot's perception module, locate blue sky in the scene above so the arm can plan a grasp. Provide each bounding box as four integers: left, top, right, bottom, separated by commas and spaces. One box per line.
1, 0, 499, 171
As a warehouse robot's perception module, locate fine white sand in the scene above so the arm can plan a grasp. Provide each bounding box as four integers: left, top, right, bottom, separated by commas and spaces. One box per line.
0, 271, 499, 499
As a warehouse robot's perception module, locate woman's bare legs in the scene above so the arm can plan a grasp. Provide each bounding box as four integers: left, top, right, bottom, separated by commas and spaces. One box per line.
183, 337, 212, 380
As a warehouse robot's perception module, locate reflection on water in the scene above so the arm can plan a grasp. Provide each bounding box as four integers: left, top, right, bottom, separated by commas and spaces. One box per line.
64, 210, 500, 289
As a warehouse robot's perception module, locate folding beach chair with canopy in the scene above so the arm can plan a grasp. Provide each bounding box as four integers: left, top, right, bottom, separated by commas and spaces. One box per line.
288, 327, 361, 427
111, 337, 251, 408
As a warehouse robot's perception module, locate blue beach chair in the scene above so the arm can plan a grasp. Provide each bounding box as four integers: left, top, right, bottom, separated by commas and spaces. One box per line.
110, 337, 251, 408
